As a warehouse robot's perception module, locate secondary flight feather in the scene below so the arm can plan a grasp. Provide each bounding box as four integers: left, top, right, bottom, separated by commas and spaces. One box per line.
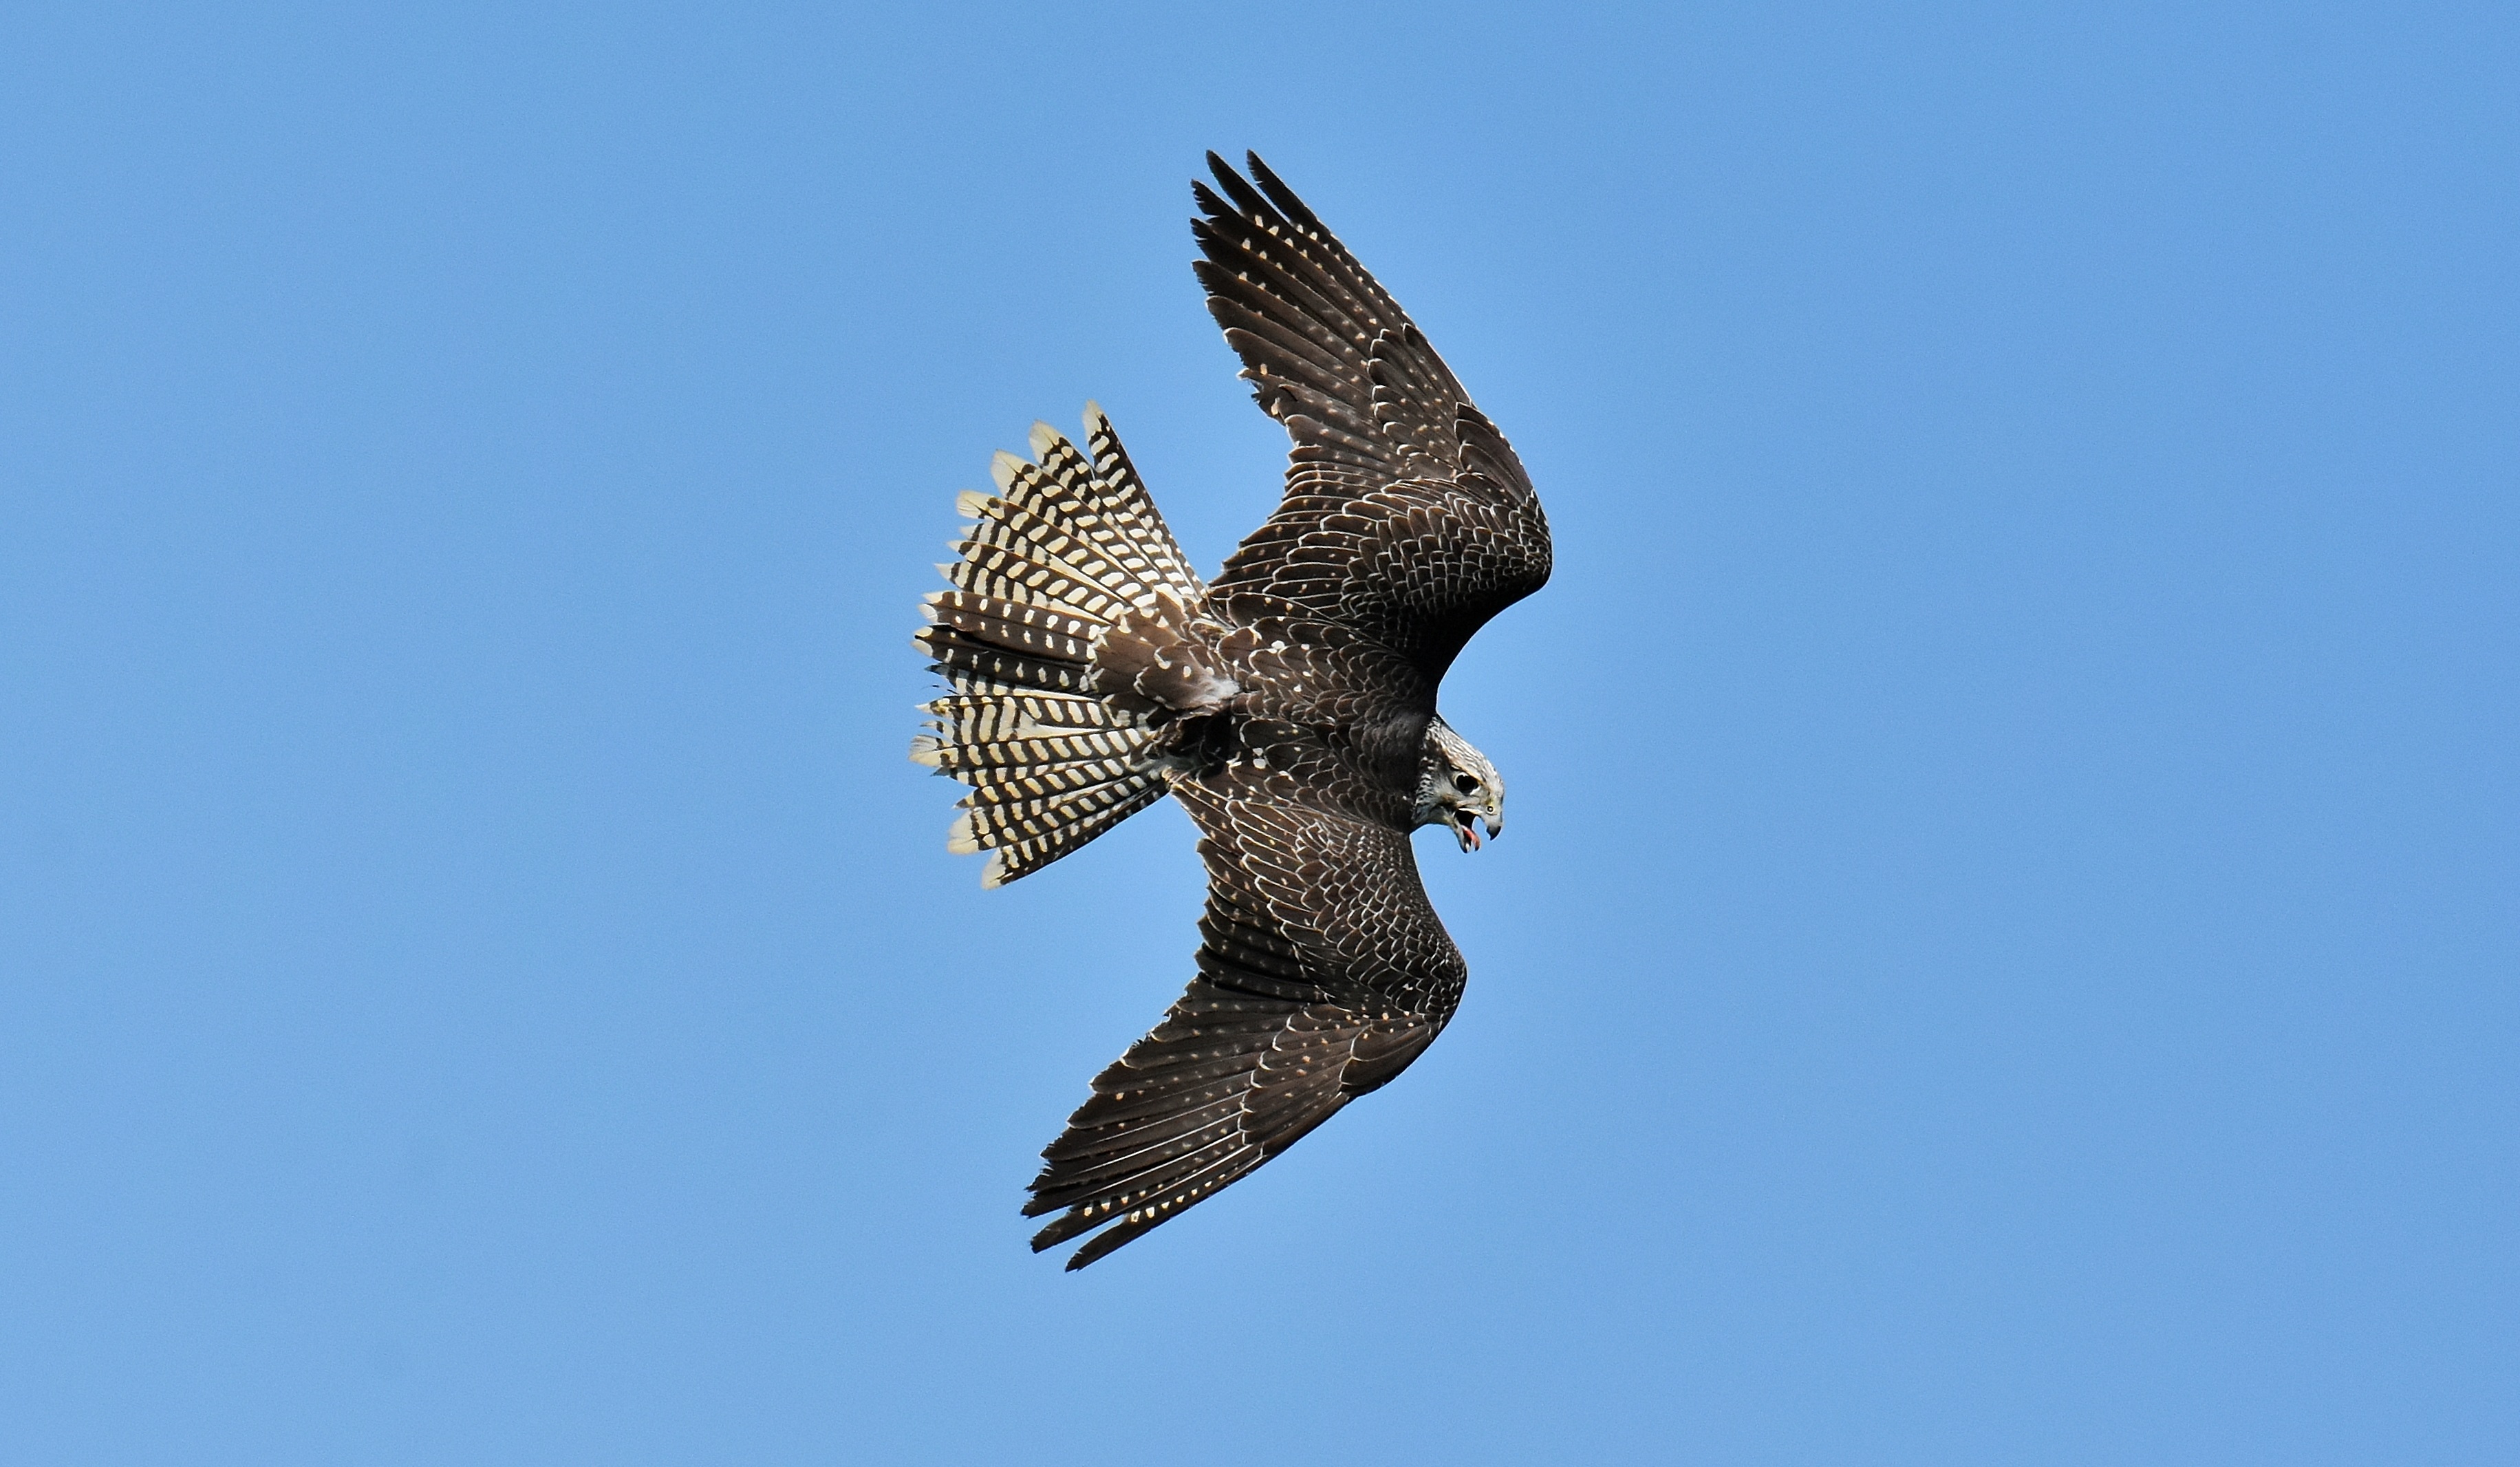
912, 151, 1550, 1268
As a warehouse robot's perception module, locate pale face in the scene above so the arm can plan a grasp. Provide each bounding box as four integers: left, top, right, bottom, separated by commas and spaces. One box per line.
1417, 719, 1506, 852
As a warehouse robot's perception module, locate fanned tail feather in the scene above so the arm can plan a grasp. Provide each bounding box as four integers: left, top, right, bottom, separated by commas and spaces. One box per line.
913, 406, 1205, 886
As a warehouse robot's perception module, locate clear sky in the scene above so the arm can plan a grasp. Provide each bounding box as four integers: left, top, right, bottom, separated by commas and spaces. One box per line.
5, 2, 2514, 1462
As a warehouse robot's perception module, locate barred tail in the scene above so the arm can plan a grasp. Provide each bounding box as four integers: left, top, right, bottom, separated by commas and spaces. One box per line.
912, 405, 1205, 888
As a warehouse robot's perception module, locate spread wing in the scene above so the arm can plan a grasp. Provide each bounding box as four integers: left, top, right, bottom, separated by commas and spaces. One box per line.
1194, 151, 1551, 683
1023, 780, 1463, 1269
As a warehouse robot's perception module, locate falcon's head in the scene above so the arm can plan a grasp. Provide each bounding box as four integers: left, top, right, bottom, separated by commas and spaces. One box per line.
1417, 716, 1505, 853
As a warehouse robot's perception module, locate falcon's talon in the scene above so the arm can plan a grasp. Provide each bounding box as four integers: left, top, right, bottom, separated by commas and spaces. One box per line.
913, 149, 1550, 1270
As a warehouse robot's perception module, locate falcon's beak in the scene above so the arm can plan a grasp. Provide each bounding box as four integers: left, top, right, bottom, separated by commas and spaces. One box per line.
1451, 808, 1496, 853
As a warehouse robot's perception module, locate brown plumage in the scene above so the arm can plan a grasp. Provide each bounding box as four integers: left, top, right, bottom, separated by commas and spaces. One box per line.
912, 152, 1549, 1267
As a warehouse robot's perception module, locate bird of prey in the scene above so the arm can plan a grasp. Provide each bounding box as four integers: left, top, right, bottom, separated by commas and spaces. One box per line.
912, 151, 1550, 1268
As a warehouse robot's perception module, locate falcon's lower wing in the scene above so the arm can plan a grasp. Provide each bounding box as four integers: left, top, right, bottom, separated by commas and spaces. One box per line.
1024, 981, 1436, 1269
1023, 783, 1465, 1268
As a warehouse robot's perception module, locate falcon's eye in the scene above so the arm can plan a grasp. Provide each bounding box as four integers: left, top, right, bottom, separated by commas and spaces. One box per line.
1454, 772, 1482, 795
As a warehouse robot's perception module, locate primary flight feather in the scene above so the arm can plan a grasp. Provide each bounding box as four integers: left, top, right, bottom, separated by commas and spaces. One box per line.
912, 151, 1550, 1268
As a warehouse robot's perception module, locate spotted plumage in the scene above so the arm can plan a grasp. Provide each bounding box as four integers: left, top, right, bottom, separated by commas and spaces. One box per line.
912, 152, 1549, 1267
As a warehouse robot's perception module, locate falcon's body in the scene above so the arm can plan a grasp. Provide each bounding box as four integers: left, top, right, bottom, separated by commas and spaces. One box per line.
913, 153, 1549, 1267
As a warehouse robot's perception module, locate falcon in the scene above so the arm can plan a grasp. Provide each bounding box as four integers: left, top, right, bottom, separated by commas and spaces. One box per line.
912, 152, 1551, 1268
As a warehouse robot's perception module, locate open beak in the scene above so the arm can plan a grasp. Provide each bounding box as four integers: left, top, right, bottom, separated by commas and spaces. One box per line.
1452, 809, 1498, 853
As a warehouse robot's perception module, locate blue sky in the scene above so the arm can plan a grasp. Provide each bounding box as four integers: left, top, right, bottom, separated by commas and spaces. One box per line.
5, 2, 2514, 1462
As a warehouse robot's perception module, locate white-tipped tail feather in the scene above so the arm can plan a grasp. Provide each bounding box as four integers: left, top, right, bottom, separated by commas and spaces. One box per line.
912, 407, 1205, 887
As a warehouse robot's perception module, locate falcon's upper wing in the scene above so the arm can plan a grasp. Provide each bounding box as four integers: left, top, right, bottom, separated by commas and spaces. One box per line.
1023, 780, 1463, 1268
1195, 152, 1551, 684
